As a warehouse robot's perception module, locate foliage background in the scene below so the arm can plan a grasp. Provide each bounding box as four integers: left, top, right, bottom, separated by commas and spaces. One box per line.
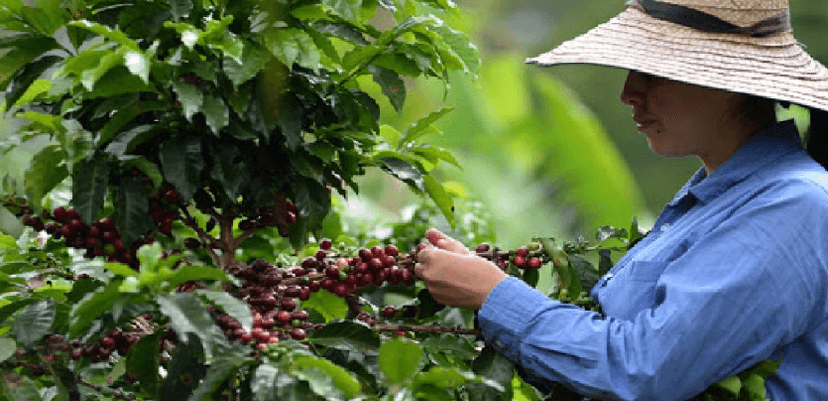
3, 0, 827, 244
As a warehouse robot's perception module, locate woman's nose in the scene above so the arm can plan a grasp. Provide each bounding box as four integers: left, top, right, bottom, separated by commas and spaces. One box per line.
620, 70, 645, 106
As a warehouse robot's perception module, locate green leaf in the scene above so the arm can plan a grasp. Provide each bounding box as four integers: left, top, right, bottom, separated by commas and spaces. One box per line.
713, 375, 742, 396
72, 156, 109, 225
568, 255, 601, 292
14, 3, 67, 36
321, 0, 363, 22
742, 373, 767, 399
295, 355, 362, 399
127, 331, 162, 398
156, 292, 229, 358
24, 145, 68, 210
468, 344, 512, 400
123, 49, 151, 83
160, 135, 205, 202
399, 107, 454, 149
86, 65, 156, 98
426, 23, 480, 77
302, 288, 348, 322
171, 80, 203, 121
160, 333, 207, 401
209, 143, 245, 201
414, 366, 468, 389
307, 320, 380, 351
263, 28, 321, 72
11, 299, 54, 347
379, 125, 402, 148
5, 55, 61, 108
68, 20, 140, 50
201, 93, 229, 135
98, 100, 165, 144
378, 338, 423, 383
69, 278, 124, 338
195, 289, 253, 333
522, 268, 540, 288
0, 337, 16, 362
190, 353, 251, 401
424, 175, 454, 228
369, 65, 405, 113
165, 265, 234, 288
224, 42, 267, 87
0, 373, 43, 401
115, 176, 152, 246
380, 157, 423, 191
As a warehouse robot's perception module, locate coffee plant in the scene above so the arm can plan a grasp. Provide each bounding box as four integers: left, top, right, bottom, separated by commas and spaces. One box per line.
0, 0, 779, 400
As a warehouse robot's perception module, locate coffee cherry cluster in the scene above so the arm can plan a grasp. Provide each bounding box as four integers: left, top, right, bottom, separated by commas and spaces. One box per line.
473, 242, 546, 270
209, 240, 416, 350
10, 329, 141, 377
20, 206, 145, 268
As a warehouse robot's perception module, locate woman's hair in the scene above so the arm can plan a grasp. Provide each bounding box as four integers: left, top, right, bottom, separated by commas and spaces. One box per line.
805, 107, 828, 171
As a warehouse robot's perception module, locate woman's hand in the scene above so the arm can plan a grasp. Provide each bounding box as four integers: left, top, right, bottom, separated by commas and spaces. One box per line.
414, 229, 508, 311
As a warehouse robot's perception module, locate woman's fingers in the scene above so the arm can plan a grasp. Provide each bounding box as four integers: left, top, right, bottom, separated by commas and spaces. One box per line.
425, 228, 471, 254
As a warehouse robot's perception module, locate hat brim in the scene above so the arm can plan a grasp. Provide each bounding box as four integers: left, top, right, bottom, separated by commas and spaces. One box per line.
527, 7, 828, 112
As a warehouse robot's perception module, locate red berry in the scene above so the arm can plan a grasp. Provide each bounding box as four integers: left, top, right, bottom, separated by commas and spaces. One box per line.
516, 246, 530, 258
370, 246, 384, 259
281, 297, 298, 311
527, 257, 543, 270
53, 206, 68, 222
384, 244, 399, 257
381, 305, 396, 318
275, 310, 291, 325
332, 282, 348, 297
291, 309, 309, 321
289, 328, 307, 340
319, 238, 332, 250
513, 255, 527, 268
299, 286, 311, 300
315, 249, 327, 261
98, 217, 115, 231
358, 248, 372, 262
325, 266, 340, 278
475, 243, 491, 253
159, 219, 173, 235
163, 189, 182, 204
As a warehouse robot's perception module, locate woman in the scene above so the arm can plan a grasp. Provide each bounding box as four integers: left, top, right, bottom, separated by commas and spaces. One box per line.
414, 0, 828, 400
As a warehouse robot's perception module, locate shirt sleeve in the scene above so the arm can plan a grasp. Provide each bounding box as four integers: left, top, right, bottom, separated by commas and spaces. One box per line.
477, 180, 828, 401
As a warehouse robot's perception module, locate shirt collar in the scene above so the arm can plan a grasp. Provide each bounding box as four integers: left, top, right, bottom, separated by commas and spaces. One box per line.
669, 119, 802, 206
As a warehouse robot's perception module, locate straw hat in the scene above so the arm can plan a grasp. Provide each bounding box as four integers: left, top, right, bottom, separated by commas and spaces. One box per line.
527, 0, 828, 112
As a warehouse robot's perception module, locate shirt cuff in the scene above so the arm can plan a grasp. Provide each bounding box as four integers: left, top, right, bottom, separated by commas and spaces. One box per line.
477, 276, 562, 362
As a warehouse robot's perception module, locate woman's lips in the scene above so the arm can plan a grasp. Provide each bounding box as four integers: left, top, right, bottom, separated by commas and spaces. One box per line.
633, 116, 657, 132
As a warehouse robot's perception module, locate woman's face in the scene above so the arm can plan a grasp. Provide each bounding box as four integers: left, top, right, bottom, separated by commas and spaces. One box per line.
619, 70, 753, 171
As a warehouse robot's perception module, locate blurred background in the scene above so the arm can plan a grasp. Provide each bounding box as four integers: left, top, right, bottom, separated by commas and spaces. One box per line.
2, 0, 826, 249
356, 0, 828, 248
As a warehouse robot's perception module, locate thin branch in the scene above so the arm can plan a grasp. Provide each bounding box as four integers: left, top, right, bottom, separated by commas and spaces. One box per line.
77, 379, 137, 401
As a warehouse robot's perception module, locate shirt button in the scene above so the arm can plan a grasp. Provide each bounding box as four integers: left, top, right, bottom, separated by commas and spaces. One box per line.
660, 223, 671, 232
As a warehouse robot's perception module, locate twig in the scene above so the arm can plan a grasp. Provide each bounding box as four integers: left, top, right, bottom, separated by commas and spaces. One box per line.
77, 379, 137, 401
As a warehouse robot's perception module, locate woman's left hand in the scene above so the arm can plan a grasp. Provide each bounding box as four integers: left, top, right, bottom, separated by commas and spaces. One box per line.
414, 229, 508, 311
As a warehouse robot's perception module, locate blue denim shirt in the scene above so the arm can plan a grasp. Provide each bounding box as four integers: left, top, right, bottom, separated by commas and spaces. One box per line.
478, 120, 828, 400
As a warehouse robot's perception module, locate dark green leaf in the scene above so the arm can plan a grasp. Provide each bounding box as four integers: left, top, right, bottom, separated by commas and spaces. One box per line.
85, 66, 156, 98
380, 157, 423, 191
115, 176, 152, 246
24, 145, 68, 210
160, 135, 205, 202
171, 80, 203, 121
210, 143, 245, 202
69, 278, 124, 338
1, 374, 43, 401
0, 36, 60, 88
292, 176, 331, 234
426, 23, 480, 77
295, 355, 362, 399
307, 321, 380, 351
190, 353, 251, 401
195, 289, 253, 333
165, 265, 233, 289
468, 344, 513, 400
12, 299, 55, 347
311, 21, 368, 45
160, 333, 206, 401
0, 298, 36, 326
168, 0, 193, 20
411, 145, 462, 168
416, 287, 446, 319
568, 255, 601, 292
598, 250, 613, 275
98, 100, 165, 144
5, 55, 61, 109
224, 42, 267, 88
522, 268, 540, 288
67, 20, 139, 50
251, 364, 279, 401
202, 93, 229, 134
156, 292, 229, 358
369, 65, 405, 113
127, 331, 162, 398
379, 338, 423, 383
72, 156, 109, 225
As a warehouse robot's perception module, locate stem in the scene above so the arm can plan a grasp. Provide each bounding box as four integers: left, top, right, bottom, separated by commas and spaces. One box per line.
372, 323, 480, 337
77, 379, 137, 401
181, 217, 222, 267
